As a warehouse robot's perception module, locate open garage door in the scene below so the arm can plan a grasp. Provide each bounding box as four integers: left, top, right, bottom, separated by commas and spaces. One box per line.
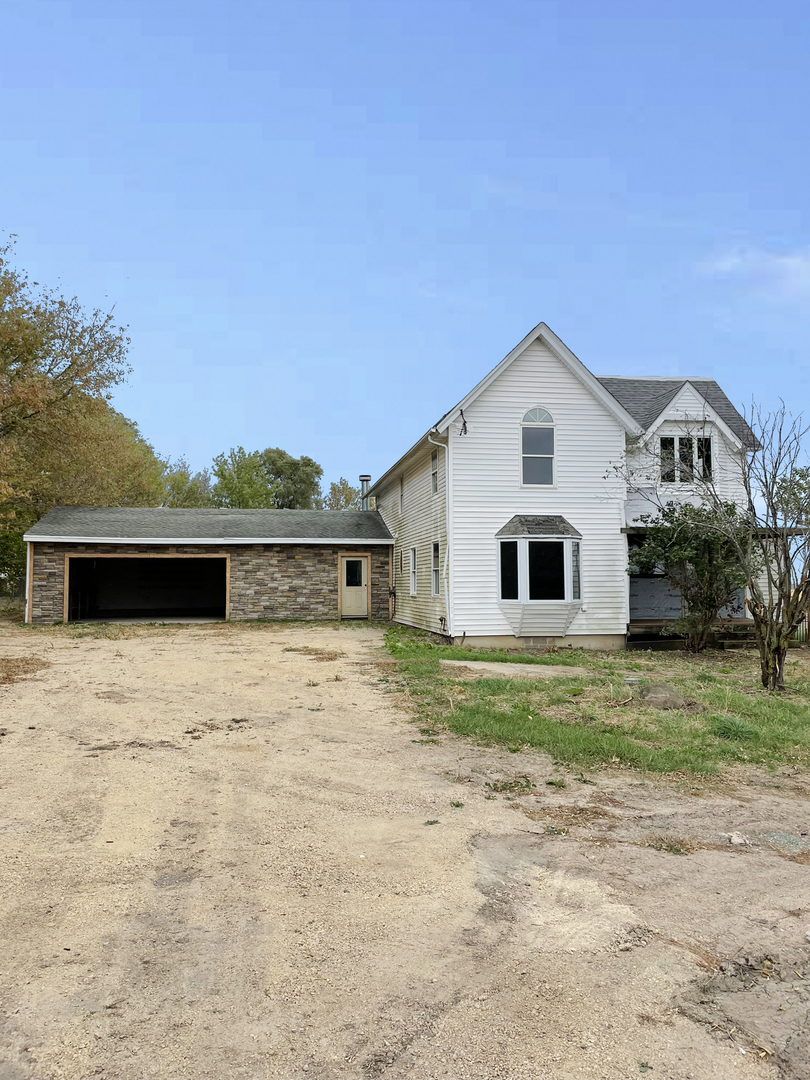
67, 557, 227, 622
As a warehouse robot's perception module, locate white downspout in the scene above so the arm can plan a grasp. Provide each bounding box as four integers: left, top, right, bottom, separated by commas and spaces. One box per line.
24, 541, 30, 624
427, 430, 451, 638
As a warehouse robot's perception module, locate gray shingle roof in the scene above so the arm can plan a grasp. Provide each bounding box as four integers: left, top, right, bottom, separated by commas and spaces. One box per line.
24, 506, 394, 543
496, 515, 582, 538
597, 377, 757, 447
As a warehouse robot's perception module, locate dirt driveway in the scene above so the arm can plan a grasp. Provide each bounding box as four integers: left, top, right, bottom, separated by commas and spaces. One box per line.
0, 621, 808, 1080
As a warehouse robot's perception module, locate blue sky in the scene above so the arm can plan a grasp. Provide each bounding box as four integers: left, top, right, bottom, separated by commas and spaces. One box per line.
3, 0, 810, 486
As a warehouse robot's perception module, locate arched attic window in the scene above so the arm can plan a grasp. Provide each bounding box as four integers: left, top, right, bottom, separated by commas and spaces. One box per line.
521, 408, 554, 486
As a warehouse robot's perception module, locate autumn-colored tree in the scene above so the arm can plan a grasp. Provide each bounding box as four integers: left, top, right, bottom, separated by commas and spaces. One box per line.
0, 395, 167, 593
0, 237, 130, 504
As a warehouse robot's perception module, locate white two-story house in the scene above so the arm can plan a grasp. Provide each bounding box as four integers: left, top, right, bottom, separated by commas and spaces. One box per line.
368, 322, 756, 648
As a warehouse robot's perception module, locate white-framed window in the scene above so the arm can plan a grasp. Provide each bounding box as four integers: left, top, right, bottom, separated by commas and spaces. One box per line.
399, 475, 405, 512
430, 450, 438, 494
410, 547, 417, 594
660, 435, 712, 483
521, 408, 554, 486
498, 537, 582, 602
431, 542, 440, 595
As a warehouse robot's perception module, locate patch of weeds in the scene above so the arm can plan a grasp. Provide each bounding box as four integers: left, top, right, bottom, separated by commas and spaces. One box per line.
575, 773, 596, 785
305, 679, 320, 687
544, 824, 566, 836
643, 833, 698, 856
284, 646, 346, 662
0, 656, 50, 684
638, 1064, 653, 1075
386, 627, 810, 773
450, 801, 464, 808
546, 777, 566, 788
413, 737, 440, 745
485, 775, 533, 794
419, 727, 441, 736
424, 819, 440, 826
709, 715, 758, 741
507, 744, 524, 753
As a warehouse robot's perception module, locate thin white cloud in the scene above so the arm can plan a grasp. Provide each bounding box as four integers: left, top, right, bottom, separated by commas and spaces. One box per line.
700, 247, 810, 298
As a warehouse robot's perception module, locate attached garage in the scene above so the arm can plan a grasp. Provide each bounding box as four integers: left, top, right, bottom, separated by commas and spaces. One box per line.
66, 556, 228, 622
24, 507, 393, 625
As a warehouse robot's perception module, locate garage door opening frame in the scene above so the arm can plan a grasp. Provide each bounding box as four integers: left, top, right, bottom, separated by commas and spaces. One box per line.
63, 552, 231, 623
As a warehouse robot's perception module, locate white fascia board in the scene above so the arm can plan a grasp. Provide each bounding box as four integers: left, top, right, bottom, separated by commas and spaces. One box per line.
640, 382, 743, 450
434, 322, 643, 437
23, 535, 394, 545
367, 432, 438, 498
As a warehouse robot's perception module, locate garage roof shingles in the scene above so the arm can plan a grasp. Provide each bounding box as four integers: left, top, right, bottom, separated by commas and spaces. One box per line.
24, 506, 394, 544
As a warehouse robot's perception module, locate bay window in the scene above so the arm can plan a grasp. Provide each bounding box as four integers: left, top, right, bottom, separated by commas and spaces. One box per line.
498, 536, 582, 603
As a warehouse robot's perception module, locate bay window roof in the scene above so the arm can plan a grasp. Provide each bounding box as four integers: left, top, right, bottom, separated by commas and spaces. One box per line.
496, 515, 581, 538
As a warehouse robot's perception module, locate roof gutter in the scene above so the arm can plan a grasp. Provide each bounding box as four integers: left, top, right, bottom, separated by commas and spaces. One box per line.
23, 535, 394, 546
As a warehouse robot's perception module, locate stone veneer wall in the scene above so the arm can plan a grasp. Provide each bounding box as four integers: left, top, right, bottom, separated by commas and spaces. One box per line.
29, 542, 391, 624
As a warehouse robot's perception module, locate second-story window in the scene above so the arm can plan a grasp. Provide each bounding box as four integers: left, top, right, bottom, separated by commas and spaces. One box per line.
661, 436, 712, 483
521, 408, 554, 486
431, 450, 438, 494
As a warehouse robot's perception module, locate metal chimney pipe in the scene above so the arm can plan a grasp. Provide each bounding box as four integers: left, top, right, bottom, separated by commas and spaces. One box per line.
359, 475, 371, 511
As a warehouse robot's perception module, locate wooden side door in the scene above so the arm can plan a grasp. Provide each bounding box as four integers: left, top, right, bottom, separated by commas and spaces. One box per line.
339, 554, 369, 618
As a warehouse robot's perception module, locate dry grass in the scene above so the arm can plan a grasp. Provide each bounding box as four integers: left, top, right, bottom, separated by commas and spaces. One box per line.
0, 656, 50, 684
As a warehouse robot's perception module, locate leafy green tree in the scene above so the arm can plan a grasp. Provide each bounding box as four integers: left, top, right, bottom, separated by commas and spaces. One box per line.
162, 457, 213, 507
211, 447, 276, 508
211, 446, 323, 509
315, 477, 361, 511
632, 502, 750, 652
259, 447, 323, 509
0, 529, 25, 597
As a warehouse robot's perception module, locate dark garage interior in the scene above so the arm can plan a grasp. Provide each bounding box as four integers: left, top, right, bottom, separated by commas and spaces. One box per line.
67, 557, 227, 622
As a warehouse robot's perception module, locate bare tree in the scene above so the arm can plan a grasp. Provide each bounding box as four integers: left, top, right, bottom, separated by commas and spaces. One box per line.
617, 403, 809, 690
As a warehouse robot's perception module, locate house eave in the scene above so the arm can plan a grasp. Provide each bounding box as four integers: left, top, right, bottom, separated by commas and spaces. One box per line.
434, 322, 643, 437
23, 535, 394, 546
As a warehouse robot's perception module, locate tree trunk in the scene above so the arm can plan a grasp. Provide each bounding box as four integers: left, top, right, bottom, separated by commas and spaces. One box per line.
752, 614, 788, 690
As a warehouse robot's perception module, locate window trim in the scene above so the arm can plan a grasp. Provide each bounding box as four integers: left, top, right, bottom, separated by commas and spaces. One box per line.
497, 535, 581, 604
431, 541, 440, 596
520, 408, 556, 488
430, 450, 438, 495
660, 434, 712, 484
409, 547, 417, 595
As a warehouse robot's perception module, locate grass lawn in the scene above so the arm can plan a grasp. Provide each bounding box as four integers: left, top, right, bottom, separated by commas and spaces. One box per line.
386, 626, 810, 774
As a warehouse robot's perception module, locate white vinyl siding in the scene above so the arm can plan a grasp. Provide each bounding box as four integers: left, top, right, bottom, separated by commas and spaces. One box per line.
449, 340, 629, 638
625, 381, 748, 525
374, 444, 448, 633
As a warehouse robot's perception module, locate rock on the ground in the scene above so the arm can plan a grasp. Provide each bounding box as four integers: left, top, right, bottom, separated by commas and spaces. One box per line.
638, 682, 687, 709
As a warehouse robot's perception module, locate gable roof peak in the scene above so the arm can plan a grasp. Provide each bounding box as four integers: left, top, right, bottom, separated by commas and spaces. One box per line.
596, 376, 756, 446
